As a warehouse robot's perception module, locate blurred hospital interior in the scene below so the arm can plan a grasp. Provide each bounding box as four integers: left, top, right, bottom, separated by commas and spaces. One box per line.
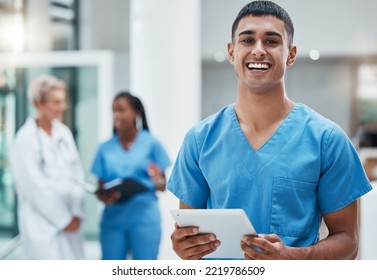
0, 0, 377, 260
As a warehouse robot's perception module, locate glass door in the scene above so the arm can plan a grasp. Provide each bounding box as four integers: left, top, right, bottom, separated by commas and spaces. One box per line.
0, 73, 17, 237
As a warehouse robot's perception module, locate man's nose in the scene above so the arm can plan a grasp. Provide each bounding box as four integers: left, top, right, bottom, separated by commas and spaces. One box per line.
251, 41, 266, 59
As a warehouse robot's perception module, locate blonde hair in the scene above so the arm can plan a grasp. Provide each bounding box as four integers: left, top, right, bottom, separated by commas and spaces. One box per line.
27, 74, 66, 103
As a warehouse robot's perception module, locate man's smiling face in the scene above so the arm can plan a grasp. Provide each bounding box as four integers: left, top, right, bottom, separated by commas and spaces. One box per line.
228, 15, 296, 93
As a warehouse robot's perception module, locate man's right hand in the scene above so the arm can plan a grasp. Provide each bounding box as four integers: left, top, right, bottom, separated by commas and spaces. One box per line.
170, 223, 220, 260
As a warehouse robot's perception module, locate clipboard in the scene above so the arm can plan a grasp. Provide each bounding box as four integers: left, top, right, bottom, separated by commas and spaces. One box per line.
96, 178, 149, 201
170, 209, 257, 259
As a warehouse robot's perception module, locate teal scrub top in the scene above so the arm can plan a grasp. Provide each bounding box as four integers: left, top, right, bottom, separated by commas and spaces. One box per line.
91, 130, 171, 229
167, 103, 372, 246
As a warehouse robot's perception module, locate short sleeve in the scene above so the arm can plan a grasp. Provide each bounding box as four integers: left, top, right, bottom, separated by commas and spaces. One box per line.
167, 127, 210, 208
318, 126, 372, 214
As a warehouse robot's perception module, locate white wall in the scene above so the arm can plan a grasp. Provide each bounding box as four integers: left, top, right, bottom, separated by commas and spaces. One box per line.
24, 0, 51, 51
201, 0, 377, 61
202, 62, 237, 118
80, 0, 130, 94
286, 59, 353, 134
360, 182, 377, 259
80, 0, 129, 51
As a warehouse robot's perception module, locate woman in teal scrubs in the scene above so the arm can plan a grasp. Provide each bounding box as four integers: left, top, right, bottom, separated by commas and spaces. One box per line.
91, 92, 171, 260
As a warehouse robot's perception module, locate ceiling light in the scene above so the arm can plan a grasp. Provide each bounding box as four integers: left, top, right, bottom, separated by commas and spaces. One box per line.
309, 50, 320, 60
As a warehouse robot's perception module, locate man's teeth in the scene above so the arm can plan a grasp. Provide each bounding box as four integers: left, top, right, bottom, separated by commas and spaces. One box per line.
247, 63, 269, 69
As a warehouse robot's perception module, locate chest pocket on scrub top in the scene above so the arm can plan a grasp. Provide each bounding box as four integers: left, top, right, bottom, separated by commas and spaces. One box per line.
270, 177, 317, 237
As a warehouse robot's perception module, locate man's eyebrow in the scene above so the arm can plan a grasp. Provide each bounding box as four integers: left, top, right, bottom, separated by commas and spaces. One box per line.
265, 31, 282, 38
238, 30, 282, 38
238, 30, 255, 37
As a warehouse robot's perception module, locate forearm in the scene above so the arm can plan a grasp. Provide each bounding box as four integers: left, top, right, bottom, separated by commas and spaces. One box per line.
287, 232, 359, 260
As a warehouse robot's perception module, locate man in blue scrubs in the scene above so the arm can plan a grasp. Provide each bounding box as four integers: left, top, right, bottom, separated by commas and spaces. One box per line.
167, 1, 372, 260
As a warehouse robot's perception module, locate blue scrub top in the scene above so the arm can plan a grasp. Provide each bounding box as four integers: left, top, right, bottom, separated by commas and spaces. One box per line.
91, 130, 171, 229
167, 103, 372, 247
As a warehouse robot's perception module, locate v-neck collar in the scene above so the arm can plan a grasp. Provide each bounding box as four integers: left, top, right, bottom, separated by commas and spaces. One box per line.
228, 103, 300, 179
230, 103, 298, 153
115, 130, 141, 152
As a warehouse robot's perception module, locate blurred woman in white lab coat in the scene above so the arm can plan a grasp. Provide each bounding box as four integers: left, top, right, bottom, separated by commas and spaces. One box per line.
10, 74, 86, 259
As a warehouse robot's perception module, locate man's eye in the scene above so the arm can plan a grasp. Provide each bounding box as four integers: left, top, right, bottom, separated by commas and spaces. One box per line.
242, 38, 254, 44
266, 39, 278, 45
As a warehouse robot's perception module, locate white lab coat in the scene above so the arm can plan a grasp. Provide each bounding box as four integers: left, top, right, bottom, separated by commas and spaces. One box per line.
10, 117, 86, 259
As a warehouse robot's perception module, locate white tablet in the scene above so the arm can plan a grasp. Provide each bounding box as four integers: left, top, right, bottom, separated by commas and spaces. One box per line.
169, 209, 257, 259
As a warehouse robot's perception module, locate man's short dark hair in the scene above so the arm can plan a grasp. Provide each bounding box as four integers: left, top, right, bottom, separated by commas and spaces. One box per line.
231, 1, 294, 46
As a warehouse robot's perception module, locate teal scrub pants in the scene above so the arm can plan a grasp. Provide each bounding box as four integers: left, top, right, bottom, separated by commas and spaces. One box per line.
100, 224, 161, 260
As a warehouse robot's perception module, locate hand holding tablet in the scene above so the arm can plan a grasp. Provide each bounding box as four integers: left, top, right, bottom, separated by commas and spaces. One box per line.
170, 209, 257, 259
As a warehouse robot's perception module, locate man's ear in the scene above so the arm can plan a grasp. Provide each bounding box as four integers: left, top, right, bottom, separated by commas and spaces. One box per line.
227, 42, 235, 65
286, 45, 297, 67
